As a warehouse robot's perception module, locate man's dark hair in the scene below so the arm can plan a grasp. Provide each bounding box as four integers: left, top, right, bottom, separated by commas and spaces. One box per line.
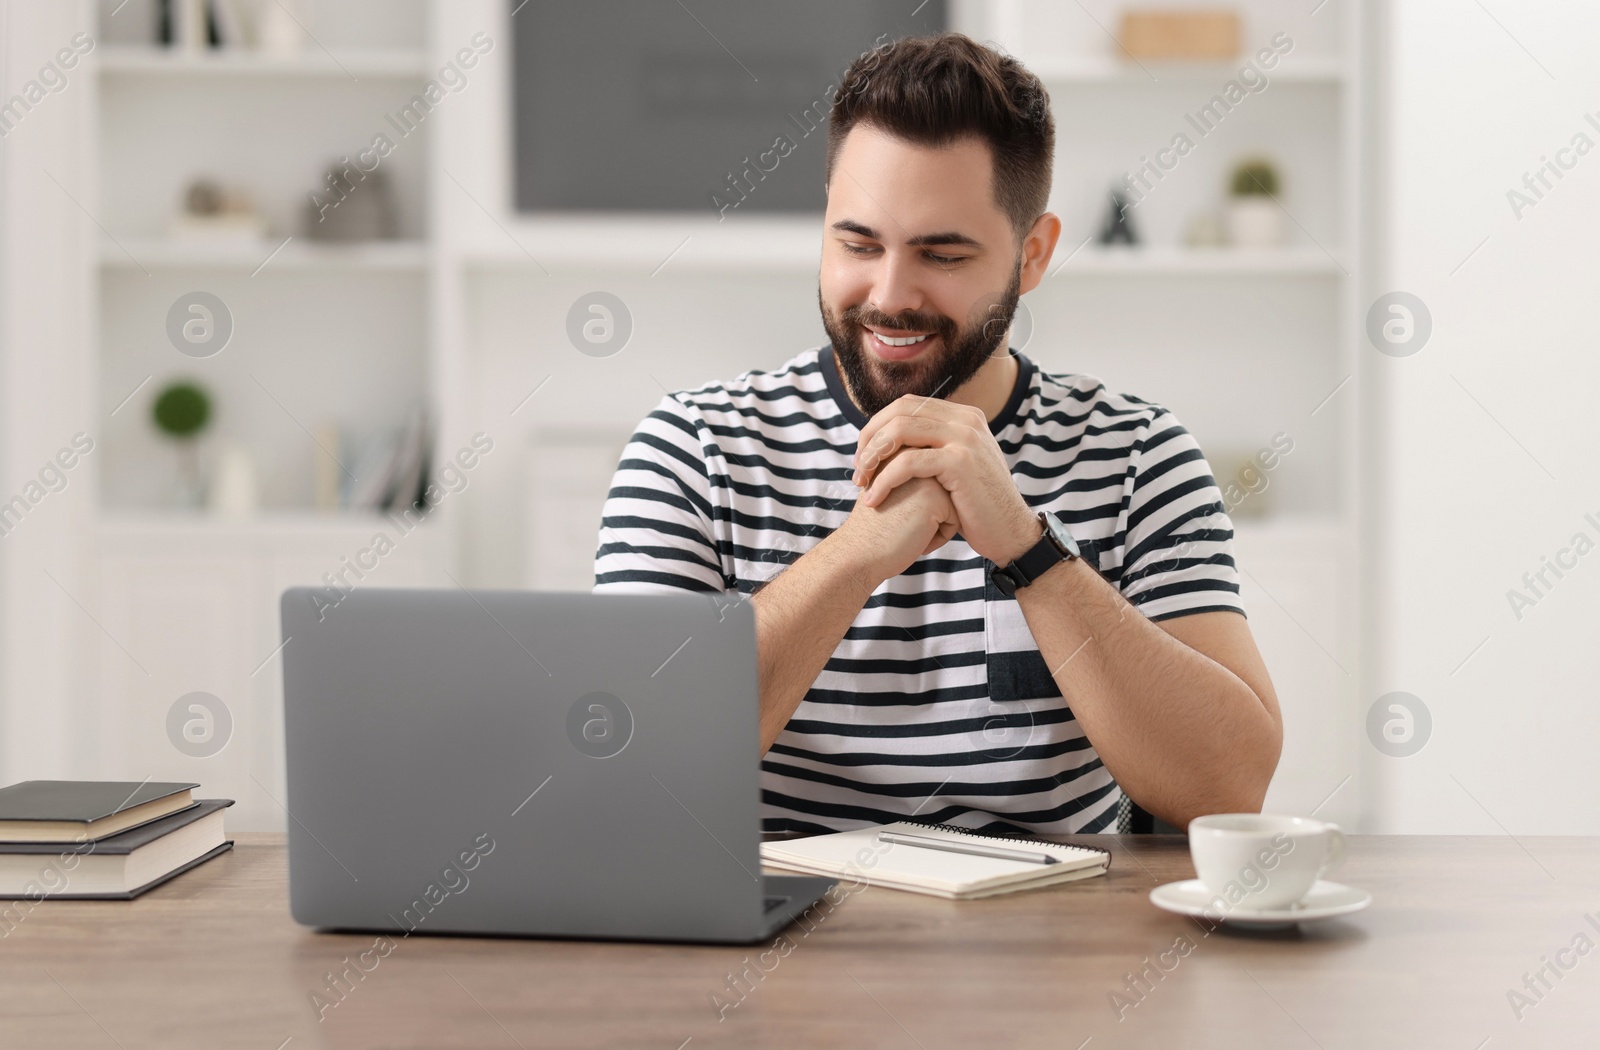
825, 32, 1055, 243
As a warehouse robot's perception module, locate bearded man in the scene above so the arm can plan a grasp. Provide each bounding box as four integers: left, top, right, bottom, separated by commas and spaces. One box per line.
594, 32, 1282, 836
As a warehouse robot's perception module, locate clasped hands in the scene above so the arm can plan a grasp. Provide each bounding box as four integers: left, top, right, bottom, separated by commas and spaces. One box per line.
837, 395, 1042, 584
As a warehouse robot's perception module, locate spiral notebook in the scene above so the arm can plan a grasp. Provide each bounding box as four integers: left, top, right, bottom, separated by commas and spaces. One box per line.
760, 821, 1111, 900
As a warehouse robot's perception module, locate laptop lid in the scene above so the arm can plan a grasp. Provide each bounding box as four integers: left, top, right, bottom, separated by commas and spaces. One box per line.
280, 587, 767, 943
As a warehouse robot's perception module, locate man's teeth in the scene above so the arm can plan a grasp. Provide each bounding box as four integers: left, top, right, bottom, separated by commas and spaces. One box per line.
875, 332, 930, 347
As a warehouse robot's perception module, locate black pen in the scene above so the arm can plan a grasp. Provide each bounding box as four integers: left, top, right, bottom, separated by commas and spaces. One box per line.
877, 830, 1059, 865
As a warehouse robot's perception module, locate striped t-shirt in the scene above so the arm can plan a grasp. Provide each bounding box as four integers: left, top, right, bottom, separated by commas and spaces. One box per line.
593, 346, 1243, 835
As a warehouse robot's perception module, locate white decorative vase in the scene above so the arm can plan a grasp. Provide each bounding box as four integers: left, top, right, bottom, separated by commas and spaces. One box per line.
1225, 196, 1284, 248
176, 0, 208, 54
208, 443, 259, 519
254, 0, 308, 56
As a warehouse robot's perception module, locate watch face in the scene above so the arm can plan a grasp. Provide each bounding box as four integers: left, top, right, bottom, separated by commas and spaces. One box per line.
1042, 512, 1080, 558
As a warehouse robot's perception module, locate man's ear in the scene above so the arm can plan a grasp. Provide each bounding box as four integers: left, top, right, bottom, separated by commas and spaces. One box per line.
1018, 212, 1063, 295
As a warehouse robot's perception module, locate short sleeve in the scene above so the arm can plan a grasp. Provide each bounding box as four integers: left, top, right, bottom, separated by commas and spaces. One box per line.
593, 395, 729, 595
1116, 410, 1245, 621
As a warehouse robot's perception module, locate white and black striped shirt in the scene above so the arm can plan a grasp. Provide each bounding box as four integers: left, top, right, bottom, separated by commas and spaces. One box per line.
594, 346, 1243, 835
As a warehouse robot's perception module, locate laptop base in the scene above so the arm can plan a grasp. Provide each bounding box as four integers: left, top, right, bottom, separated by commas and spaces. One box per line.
757, 874, 839, 939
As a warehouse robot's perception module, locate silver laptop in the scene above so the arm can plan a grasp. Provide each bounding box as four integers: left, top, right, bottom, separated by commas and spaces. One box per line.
280, 587, 834, 944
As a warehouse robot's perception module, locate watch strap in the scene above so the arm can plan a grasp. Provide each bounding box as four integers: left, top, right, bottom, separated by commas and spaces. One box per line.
1009, 528, 1067, 586
991, 512, 1076, 594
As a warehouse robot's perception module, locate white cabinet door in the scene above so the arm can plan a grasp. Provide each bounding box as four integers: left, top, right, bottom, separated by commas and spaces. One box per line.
254, 528, 448, 823
1234, 521, 1357, 825
95, 552, 266, 824
94, 519, 451, 830
526, 434, 629, 591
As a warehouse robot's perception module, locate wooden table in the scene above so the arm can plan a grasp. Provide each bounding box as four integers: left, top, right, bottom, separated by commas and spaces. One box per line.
2, 833, 1597, 1048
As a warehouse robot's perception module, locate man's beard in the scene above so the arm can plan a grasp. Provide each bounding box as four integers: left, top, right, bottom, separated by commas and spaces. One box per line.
820, 260, 1023, 420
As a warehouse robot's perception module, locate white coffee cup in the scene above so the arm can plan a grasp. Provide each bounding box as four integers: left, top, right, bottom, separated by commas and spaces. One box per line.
1187, 813, 1346, 911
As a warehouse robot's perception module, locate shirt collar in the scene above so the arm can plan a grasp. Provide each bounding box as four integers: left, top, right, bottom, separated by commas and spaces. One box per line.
819, 343, 1035, 435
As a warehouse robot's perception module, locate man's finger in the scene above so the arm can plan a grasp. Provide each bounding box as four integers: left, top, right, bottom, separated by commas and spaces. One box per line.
854, 394, 968, 469
860, 448, 949, 507
920, 517, 961, 556
854, 415, 957, 486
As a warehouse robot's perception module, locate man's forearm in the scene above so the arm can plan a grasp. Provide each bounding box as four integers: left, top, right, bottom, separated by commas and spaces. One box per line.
1014, 558, 1281, 827
751, 532, 878, 753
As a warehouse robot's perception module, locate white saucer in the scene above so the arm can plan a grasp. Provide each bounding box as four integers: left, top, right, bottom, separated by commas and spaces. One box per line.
1149, 879, 1371, 930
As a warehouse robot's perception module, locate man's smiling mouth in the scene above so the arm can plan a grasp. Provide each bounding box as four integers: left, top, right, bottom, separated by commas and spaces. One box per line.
863, 324, 938, 359
874, 332, 929, 346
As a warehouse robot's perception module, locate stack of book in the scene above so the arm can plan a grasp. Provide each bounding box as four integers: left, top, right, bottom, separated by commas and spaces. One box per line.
344, 406, 433, 514
0, 781, 233, 900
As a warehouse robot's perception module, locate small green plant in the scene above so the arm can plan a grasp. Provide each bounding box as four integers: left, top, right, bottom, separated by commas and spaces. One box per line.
152, 381, 212, 439
1229, 158, 1280, 197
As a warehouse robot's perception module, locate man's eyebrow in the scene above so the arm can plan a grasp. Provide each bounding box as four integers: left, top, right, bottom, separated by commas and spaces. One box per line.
829, 220, 983, 250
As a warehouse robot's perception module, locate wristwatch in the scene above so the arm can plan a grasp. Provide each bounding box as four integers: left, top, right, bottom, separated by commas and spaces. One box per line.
990, 511, 1079, 596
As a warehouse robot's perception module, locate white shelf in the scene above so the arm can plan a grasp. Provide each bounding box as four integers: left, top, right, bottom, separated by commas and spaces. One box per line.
100, 237, 427, 272
459, 215, 822, 272
1032, 55, 1347, 85
96, 46, 431, 79
459, 219, 1343, 277
1054, 245, 1348, 276
96, 510, 437, 540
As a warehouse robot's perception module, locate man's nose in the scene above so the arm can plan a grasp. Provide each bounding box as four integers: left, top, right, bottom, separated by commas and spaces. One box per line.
866, 252, 927, 322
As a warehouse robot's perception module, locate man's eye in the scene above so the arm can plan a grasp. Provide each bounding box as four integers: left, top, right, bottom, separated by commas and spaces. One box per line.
839, 242, 965, 265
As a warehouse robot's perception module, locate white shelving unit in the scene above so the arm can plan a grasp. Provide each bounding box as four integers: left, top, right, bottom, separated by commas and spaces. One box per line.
96, 44, 431, 77
444, 0, 1365, 827
53, 0, 1366, 828
996, 0, 1365, 822
80, 0, 448, 829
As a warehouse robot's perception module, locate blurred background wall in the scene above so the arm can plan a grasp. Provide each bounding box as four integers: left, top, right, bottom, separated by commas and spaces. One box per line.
0, 0, 1591, 834
1372, 1, 1600, 834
